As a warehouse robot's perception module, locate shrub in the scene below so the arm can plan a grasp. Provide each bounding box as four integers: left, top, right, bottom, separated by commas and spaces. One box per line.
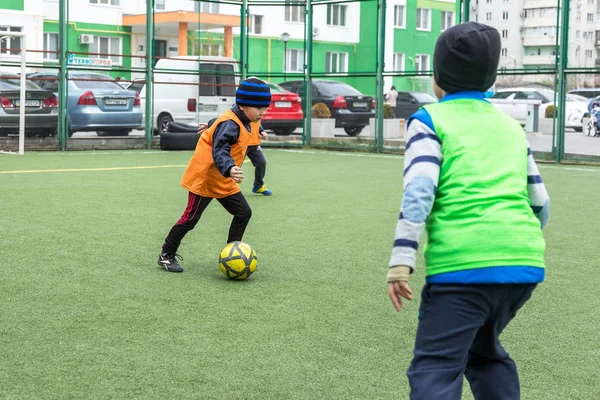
545, 105, 557, 118
383, 103, 395, 119
312, 103, 331, 119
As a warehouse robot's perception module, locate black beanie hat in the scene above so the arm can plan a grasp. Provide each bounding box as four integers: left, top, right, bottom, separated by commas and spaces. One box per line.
433, 22, 501, 94
236, 77, 271, 107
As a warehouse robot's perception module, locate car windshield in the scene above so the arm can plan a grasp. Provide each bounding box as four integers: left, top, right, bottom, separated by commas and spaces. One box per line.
567, 94, 588, 102
0, 75, 41, 90
71, 75, 123, 90
411, 92, 437, 103
265, 81, 288, 94
316, 81, 362, 96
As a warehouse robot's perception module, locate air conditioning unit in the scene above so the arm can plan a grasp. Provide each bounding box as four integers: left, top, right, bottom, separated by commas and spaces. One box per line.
520, 12, 525, 17
471, 5, 478, 11
79, 34, 94, 45
313, 27, 320, 37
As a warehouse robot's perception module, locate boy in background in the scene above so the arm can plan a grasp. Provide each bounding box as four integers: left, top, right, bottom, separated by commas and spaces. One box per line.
158, 78, 271, 273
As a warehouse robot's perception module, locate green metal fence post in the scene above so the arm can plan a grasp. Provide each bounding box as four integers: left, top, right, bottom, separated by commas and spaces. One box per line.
144, 0, 154, 149
375, 0, 386, 153
305, 1, 313, 146
462, 0, 470, 23
57, 0, 68, 151
551, 0, 561, 155
556, 0, 569, 164
241, 0, 248, 80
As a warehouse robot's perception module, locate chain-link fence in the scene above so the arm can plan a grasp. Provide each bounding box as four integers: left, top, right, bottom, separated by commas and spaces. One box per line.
0, 0, 599, 162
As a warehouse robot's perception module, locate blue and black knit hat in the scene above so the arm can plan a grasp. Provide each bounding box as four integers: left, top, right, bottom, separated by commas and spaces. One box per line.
236, 77, 271, 107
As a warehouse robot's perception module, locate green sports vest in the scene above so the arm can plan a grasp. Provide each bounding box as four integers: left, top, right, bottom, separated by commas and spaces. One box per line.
422, 99, 546, 276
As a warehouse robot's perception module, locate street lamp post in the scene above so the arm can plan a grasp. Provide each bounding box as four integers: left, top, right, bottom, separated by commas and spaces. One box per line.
281, 32, 290, 81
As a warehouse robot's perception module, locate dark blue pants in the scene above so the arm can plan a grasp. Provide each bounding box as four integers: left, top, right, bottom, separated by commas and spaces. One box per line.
246, 145, 266, 189
407, 283, 537, 400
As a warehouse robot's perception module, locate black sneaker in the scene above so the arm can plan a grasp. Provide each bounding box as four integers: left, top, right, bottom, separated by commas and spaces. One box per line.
157, 252, 184, 273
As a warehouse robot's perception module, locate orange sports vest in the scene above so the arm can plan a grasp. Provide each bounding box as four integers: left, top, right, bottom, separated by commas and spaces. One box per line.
248, 126, 262, 146
180, 109, 260, 198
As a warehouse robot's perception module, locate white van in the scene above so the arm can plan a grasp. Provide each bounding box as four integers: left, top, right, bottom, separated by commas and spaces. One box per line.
138, 56, 239, 133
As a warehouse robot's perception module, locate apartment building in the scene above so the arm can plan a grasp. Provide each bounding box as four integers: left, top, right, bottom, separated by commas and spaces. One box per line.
469, 0, 599, 73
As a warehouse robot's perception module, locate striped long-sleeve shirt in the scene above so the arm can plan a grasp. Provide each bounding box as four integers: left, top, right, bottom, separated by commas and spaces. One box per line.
389, 92, 550, 281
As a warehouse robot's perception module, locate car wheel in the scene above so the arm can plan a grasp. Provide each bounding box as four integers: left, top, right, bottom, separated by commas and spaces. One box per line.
273, 128, 295, 136
157, 114, 173, 134
344, 127, 363, 137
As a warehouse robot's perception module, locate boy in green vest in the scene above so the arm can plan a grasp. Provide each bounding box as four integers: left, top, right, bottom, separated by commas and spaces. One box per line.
387, 22, 550, 400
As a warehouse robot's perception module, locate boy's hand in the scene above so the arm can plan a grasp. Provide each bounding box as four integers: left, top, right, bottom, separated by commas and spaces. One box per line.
388, 281, 413, 312
198, 123, 208, 135
230, 166, 244, 183
387, 265, 413, 311
259, 130, 268, 138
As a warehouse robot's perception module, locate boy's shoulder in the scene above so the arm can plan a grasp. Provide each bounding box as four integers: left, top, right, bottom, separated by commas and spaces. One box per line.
407, 108, 435, 132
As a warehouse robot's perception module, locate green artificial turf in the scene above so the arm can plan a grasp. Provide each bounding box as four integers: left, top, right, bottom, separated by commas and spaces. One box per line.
1, 149, 598, 399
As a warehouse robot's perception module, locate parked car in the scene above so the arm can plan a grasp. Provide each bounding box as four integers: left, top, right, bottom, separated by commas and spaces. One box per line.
395, 91, 437, 119
489, 88, 586, 131
141, 56, 239, 134
0, 71, 58, 137
260, 81, 303, 136
279, 79, 375, 136
568, 88, 600, 99
28, 71, 143, 136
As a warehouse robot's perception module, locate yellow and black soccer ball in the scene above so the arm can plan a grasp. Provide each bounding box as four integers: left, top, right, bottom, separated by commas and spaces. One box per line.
219, 241, 257, 280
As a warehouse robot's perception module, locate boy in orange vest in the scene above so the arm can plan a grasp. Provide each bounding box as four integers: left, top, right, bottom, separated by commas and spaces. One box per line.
198, 122, 273, 196
158, 77, 271, 273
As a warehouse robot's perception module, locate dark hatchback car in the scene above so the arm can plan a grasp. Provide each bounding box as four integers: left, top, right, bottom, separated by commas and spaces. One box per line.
395, 92, 437, 119
279, 79, 375, 136
0, 72, 58, 137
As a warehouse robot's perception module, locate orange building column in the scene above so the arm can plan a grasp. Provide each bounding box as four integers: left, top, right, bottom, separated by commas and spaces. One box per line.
224, 26, 232, 57
178, 22, 188, 56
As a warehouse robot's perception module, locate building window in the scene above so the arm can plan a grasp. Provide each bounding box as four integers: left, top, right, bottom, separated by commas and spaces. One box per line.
285, 2, 304, 23
249, 15, 263, 34
285, 49, 304, 72
441, 11, 455, 31
486, 12, 492, 22
577, 12, 581, 22
327, 4, 347, 26
325, 52, 348, 73
155, 0, 165, 10
200, 44, 222, 56
89, 0, 120, 5
90, 36, 122, 65
501, 48, 508, 57
416, 8, 431, 31
394, 5, 406, 28
486, 0, 492, 3
586, 49, 593, 58
392, 52, 405, 71
43, 33, 59, 60
0, 26, 22, 56
415, 54, 429, 72
502, 29, 508, 39
196, 1, 219, 13
588, 13, 594, 22
576, 30, 581, 39
502, 11, 509, 20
